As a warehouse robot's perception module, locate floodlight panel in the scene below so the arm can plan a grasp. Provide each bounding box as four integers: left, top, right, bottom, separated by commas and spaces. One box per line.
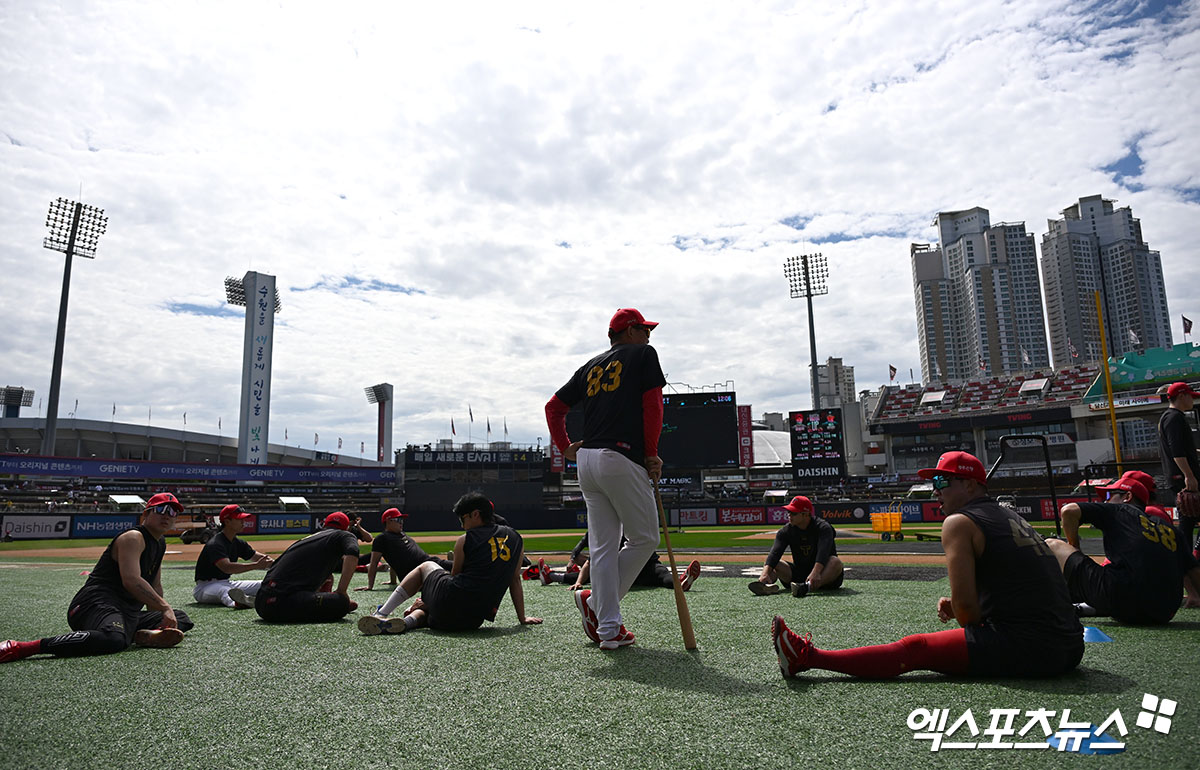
224, 276, 247, 306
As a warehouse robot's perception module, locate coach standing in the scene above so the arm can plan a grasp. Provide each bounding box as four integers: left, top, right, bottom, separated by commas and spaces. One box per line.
546, 308, 666, 650
1159, 382, 1200, 553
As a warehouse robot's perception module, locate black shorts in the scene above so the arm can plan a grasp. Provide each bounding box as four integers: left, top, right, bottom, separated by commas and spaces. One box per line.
964, 621, 1083, 677
779, 560, 845, 589
421, 570, 486, 631
255, 588, 351, 623
1063, 551, 1174, 624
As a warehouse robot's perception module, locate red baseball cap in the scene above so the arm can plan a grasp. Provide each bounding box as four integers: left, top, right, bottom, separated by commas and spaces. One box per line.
1167, 382, 1199, 399
917, 451, 986, 484
609, 308, 658, 334
219, 504, 252, 523
323, 511, 350, 530
1144, 505, 1172, 526
145, 492, 184, 512
382, 508, 407, 522
1099, 478, 1148, 505
1118, 470, 1156, 494
782, 495, 814, 514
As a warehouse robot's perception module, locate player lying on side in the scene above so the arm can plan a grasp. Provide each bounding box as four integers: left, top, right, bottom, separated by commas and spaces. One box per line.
2, 493, 194, 663
253, 512, 360, 623
357, 492, 542, 635
749, 495, 844, 598
192, 504, 273, 609
537, 533, 699, 591
772, 452, 1083, 679
1046, 477, 1200, 622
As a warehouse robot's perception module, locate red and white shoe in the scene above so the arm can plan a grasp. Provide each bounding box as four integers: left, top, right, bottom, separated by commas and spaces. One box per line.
680, 560, 701, 591
538, 558, 552, 586
599, 625, 635, 650
522, 565, 540, 580
565, 561, 581, 575
1, 640, 34, 663
574, 589, 601, 643
771, 615, 812, 678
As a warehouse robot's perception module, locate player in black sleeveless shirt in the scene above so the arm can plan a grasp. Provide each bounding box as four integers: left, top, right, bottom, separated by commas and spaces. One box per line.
2, 493, 194, 663
357, 492, 542, 634
772, 452, 1082, 679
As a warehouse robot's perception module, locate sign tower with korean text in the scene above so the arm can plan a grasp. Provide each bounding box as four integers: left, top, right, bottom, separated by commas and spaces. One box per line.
225, 271, 281, 465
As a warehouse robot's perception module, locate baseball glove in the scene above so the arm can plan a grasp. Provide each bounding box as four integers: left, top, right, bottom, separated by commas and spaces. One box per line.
1177, 489, 1200, 519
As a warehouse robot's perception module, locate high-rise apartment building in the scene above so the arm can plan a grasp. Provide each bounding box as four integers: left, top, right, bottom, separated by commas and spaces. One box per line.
911, 208, 1049, 384
816, 357, 856, 407
1041, 195, 1171, 367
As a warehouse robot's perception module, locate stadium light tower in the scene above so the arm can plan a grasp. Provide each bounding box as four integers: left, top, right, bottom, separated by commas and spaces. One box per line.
783, 253, 829, 411
225, 272, 282, 465
3, 386, 36, 418
364, 383, 394, 463
40, 198, 107, 456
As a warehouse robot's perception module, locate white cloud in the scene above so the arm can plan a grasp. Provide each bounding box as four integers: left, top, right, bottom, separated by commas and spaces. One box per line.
2, 0, 1198, 455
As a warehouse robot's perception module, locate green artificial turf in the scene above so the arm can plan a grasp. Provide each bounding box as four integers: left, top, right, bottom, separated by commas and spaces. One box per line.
0, 560, 1194, 768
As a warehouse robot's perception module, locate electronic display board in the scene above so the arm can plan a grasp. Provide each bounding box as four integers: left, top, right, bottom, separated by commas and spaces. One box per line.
789, 408, 847, 482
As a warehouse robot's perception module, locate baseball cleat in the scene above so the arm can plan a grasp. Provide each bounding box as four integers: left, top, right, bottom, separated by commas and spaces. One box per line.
538, 558, 552, 586
565, 561, 581, 575
228, 588, 254, 609
1073, 602, 1099, 617
680, 560, 701, 591
599, 626, 635, 650
1, 640, 31, 663
358, 614, 406, 636
771, 615, 812, 678
574, 589, 601, 643
790, 581, 810, 598
749, 581, 781, 596
133, 628, 185, 648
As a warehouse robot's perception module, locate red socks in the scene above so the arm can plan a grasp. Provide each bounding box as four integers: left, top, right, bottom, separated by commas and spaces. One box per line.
808, 628, 969, 678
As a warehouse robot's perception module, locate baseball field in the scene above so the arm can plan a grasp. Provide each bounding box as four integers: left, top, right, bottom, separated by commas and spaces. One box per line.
1, 528, 1195, 769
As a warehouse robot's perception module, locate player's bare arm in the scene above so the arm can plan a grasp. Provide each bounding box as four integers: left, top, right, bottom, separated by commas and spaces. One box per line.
114, 531, 175, 621
335, 555, 358, 594
450, 534, 467, 576
356, 551, 385, 591
1183, 567, 1200, 608
509, 546, 543, 625
214, 556, 268, 575
1173, 456, 1199, 491
1058, 503, 1083, 548
941, 513, 983, 626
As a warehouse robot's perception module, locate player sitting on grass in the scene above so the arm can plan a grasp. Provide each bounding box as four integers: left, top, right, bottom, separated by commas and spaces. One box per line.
354, 508, 449, 592
253, 512, 361, 623
358, 492, 542, 635
1046, 477, 1200, 622
192, 504, 273, 609
2, 492, 195, 663
749, 495, 844, 598
538, 533, 700, 592
772, 452, 1083, 679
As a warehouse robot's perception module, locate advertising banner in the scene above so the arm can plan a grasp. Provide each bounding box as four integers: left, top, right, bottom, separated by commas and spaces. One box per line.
72, 515, 138, 538
869, 501, 923, 523
737, 405, 754, 468
814, 503, 869, 524
0, 454, 396, 484
922, 501, 947, 522
678, 508, 717, 526
718, 506, 764, 525
1042, 497, 1085, 521
766, 506, 790, 525
256, 514, 313, 534
3, 515, 71, 539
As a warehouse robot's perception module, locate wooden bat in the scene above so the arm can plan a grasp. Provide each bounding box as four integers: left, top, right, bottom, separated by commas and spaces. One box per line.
653, 477, 697, 650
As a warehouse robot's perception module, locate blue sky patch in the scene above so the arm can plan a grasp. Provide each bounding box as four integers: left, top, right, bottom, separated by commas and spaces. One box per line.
779, 215, 812, 231
293, 276, 425, 294
167, 303, 243, 318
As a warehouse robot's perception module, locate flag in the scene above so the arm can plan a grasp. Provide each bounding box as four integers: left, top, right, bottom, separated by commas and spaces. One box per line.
314, 433, 319, 446
487, 417, 492, 439
451, 418, 456, 436
504, 417, 508, 438
70, 399, 77, 417
1184, 315, 1193, 335
1021, 348, 1031, 366
338, 437, 342, 449
469, 405, 474, 422
978, 355, 986, 372
220, 417, 223, 431
1068, 337, 1079, 359
183, 412, 187, 425
888, 365, 897, 382
148, 406, 152, 421
1128, 328, 1140, 347
361, 441, 365, 454
112, 403, 116, 416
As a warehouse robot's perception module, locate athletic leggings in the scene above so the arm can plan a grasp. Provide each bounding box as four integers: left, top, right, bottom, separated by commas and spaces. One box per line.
42, 601, 195, 658
808, 628, 969, 678
255, 589, 352, 623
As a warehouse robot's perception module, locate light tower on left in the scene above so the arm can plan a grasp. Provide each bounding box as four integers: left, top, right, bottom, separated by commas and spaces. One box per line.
40, 198, 107, 456
2, 387, 35, 419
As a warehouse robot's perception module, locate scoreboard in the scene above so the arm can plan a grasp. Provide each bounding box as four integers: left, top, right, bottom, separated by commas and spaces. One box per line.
788, 408, 847, 482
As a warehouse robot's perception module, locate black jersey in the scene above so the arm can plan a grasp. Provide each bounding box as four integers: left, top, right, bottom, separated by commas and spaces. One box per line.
1158, 408, 1200, 492
450, 523, 524, 621
371, 531, 436, 576
957, 498, 1081, 643
555, 343, 667, 463
261, 528, 360, 593
195, 531, 255, 581
1077, 501, 1198, 622
765, 517, 838, 573
73, 525, 165, 611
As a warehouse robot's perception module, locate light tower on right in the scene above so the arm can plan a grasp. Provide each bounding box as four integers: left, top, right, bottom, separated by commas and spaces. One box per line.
1040, 194, 1171, 367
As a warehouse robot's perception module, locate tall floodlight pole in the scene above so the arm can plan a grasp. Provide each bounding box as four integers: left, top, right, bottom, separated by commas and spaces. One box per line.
783, 253, 829, 411
3, 386, 35, 419
40, 198, 107, 456
364, 383, 394, 463
225, 272, 281, 465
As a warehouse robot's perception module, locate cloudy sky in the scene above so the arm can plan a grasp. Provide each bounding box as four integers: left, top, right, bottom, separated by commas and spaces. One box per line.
2, 0, 1197, 457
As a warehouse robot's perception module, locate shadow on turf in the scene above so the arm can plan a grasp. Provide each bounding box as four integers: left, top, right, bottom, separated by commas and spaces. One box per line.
779, 667, 1136, 694
586, 646, 773, 695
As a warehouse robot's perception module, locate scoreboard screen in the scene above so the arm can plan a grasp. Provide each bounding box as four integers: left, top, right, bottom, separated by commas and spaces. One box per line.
789, 408, 847, 482
565, 392, 738, 470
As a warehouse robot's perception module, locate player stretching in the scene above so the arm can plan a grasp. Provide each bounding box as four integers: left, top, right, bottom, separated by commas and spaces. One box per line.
254, 512, 361, 623
772, 452, 1083, 679
192, 504, 273, 609
749, 495, 844, 597
357, 493, 541, 634
2, 493, 194, 663
546, 308, 666, 650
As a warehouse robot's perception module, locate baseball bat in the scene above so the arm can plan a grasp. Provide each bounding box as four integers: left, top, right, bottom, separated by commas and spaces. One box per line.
653, 477, 697, 650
